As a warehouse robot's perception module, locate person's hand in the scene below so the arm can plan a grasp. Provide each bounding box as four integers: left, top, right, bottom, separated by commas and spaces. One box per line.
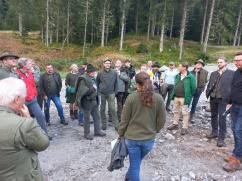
226, 104, 232, 110
19, 104, 30, 118
44, 96, 48, 101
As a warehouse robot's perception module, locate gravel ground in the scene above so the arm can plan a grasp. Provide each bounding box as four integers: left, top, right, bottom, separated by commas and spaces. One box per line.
39, 63, 242, 181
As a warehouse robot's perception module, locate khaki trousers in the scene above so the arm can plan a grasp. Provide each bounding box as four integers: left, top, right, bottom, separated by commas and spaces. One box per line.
173, 97, 189, 129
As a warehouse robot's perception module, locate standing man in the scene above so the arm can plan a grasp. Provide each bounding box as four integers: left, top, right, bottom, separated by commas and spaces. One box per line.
162, 61, 178, 111
65, 64, 80, 120
75, 64, 106, 140
124, 59, 136, 80
0, 78, 49, 181
147, 60, 153, 78
167, 62, 196, 135
0, 50, 20, 80
152, 62, 162, 94
189, 59, 208, 123
96, 58, 119, 131
39, 63, 68, 125
223, 51, 242, 171
206, 56, 234, 147
114, 60, 130, 121
16, 58, 49, 138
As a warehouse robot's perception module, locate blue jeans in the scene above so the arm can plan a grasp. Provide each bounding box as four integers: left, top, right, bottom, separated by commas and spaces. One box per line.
46, 94, 65, 121
125, 139, 155, 181
25, 97, 48, 133
230, 104, 242, 159
78, 109, 83, 123
190, 90, 202, 115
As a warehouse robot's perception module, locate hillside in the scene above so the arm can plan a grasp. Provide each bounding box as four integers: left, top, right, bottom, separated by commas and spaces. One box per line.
0, 31, 241, 70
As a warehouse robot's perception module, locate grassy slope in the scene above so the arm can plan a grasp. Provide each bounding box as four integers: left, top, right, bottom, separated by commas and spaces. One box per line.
0, 32, 241, 72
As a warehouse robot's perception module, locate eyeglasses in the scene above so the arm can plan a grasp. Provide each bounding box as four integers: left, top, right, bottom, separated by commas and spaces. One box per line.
233, 59, 242, 62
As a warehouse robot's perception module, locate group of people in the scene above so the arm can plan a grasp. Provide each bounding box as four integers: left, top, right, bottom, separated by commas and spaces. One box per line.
0, 49, 242, 181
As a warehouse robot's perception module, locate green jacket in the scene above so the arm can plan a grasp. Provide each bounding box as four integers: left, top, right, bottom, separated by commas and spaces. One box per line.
170, 71, 196, 105
0, 106, 49, 181
118, 92, 166, 141
75, 74, 98, 109
0, 65, 20, 80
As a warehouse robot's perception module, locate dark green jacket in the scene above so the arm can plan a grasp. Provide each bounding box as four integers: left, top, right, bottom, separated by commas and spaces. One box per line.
75, 74, 98, 109
118, 92, 166, 141
0, 65, 20, 80
170, 71, 197, 105
0, 106, 49, 181
191, 68, 208, 92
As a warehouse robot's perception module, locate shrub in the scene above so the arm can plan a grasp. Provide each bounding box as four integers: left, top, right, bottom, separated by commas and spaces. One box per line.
136, 42, 149, 54
197, 52, 211, 62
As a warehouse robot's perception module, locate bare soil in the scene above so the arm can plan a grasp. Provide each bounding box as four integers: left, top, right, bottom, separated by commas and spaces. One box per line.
39, 64, 242, 181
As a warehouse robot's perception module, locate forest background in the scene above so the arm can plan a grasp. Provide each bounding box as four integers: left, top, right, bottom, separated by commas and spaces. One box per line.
0, 0, 242, 71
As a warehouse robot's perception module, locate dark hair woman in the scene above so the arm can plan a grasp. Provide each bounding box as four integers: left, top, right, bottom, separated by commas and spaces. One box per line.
118, 72, 166, 181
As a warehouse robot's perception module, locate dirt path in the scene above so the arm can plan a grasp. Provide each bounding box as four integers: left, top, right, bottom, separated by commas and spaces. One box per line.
39, 64, 242, 181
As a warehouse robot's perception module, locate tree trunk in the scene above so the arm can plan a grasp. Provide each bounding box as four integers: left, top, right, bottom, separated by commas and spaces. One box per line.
159, 0, 166, 52
203, 0, 215, 53
56, 9, 59, 43
169, 8, 174, 39
101, 0, 107, 47
179, 0, 188, 60
46, 0, 49, 47
135, 2, 139, 34
120, 0, 126, 52
237, 24, 242, 46
105, 18, 109, 44
200, 0, 208, 44
91, 12, 93, 44
18, 13, 23, 36
233, 5, 242, 46
66, 0, 70, 44
147, 1, 152, 41
41, 25, 44, 43
83, 0, 89, 58
151, 0, 157, 37
50, 31, 53, 44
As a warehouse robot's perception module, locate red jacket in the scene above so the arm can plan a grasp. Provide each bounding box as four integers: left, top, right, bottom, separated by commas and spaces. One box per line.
16, 69, 37, 101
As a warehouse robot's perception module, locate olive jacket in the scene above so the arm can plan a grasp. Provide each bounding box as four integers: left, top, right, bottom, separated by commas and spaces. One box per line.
0, 106, 49, 181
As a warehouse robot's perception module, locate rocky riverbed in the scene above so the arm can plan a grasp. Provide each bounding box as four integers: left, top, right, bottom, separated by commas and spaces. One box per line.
39, 63, 242, 181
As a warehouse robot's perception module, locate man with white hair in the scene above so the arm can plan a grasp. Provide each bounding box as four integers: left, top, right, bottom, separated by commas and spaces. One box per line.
16, 58, 51, 140
114, 60, 130, 121
0, 78, 49, 180
65, 64, 80, 120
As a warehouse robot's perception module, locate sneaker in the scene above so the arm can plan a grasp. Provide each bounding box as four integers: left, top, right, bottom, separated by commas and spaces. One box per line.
79, 122, 83, 126
94, 131, 106, 137
60, 120, 68, 125
223, 156, 241, 172
101, 124, 107, 130
84, 134, 93, 140
217, 139, 225, 147
180, 128, 188, 135
206, 132, 218, 139
167, 124, 178, 130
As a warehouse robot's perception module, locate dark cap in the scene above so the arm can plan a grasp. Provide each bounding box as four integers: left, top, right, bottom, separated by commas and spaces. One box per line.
86, 64, 96, 73
152, 61, 160, 68
194, 59, 205, 66
82, 61, 88, 65
0, 50, 19, 61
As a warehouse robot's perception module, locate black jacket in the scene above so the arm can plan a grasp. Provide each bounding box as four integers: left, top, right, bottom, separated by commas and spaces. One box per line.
39, 72, 62, 97
206, 69, 234, 103
107, 137, 128, 172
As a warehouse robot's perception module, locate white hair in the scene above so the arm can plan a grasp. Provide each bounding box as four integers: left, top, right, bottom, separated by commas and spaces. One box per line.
70, 64, 78, 70
0, 78, 26, 106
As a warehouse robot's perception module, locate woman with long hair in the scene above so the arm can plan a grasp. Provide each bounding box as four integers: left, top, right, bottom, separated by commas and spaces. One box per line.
118, 72, 166, 181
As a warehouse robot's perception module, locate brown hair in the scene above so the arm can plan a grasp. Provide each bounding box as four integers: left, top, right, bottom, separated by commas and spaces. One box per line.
235, 51, 242, 56
135, 72, 155, 107
180, 62, 189, 69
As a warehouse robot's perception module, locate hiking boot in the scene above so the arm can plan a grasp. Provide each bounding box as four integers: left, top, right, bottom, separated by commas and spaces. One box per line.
179, 115, 183, 122
84, 134, 93, 140
101, 124, 107, 130
70, 114, 75, 120
217, 139, 225, 147
189, 114, 195, 124
206, 132, 218, 139
167, 124, 178, 130
46, 122, 51, 126
94, 131, 106, 137
223, 156, 241, 172
180, 128, 188, 135
60, 120, 68, 125
48, 135, 53, 141
166, 106, 171, 112
224, 156, 242, 162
